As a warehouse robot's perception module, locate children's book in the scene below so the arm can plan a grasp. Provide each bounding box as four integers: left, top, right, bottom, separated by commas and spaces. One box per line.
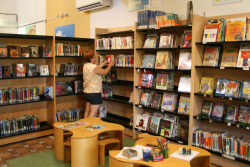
237, 47, 250, 67
182, 30, 192, 48
202, 29, 218, 43
58, 121, 90, 130
238, 106, 250, 124
159, 33, 172, 48
147, 116, 161, 135
135, 114, 149, 131
201, 101, 213, 116
225, 105, 237, 123
159, 119, 173, 137
200, 77, 215, 95
178, 96, 190, 115
98, 54, 106, 64
178, 50, 191, 69
212, 102, 225, 118
144, 90, 155, 106
30, 46, 39, 57
151, 93, 162, 108
44, 86, 53, 99
225, 80, 240, 98
143, 33, 159, 48
142, 54, 156, 68
161, 92, 177, 111
178, 74, 191, 93
15, 64, 26, 77
20, 46, 30, 57
206, 18, 225, 42
225, 17, 246, 41
221, 47, 238, 67
155, 51, 169, 69
215, 78, 229, 97
140, 92, 150, 106
203, 46, 220, 66
106, 55, 115, 66
0, 44, 8, 57
241, 80, 250, 99
138, 70, 154, 88
83, 124, 106, 131
9, 45, 20, 57
156, 73, 169, 90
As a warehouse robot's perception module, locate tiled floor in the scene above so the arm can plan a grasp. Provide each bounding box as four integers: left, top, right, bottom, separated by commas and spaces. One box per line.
0, 136, 54, 167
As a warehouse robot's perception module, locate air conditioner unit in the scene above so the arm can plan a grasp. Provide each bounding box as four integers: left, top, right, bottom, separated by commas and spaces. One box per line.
76, 0, 110, 12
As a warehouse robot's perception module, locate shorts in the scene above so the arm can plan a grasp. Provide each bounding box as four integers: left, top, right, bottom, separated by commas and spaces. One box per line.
84, 92, 103, 105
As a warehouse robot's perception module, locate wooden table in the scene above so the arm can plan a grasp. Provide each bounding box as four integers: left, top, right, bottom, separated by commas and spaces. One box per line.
109, 136, 211, 167
54, 117, 124, 167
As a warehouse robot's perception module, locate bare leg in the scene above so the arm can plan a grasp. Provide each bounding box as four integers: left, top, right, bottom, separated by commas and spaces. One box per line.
84, 102, 91, 118
89, 104, 101, 117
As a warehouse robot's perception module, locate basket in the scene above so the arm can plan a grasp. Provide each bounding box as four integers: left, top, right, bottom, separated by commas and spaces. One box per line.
122, 148, 138, 158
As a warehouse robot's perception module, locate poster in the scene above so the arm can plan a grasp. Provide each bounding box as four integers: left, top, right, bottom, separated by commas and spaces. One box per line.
25, 25, 36, 35
148, 0, 162, 8
55, 24, 75, 37
213, 0, 243, 6
129, 0, 149, 12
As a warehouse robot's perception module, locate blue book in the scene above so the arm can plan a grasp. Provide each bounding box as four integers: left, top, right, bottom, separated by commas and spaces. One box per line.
142, 54, 156, 68
44, 86, 53, 99
215, 78, 229, 97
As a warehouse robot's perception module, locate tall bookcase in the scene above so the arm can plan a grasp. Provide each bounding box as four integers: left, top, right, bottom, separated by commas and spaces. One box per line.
95, 26, 135, 137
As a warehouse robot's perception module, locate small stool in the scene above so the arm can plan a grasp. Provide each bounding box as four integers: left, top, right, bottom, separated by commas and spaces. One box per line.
98, 138, 120, 165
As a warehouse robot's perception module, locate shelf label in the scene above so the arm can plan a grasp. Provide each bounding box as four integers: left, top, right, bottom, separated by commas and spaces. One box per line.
138, 129, 141, 132
245, 99, 248, 102
204, 94, 206, 97
202, 42, 207, 44
197, 117, 199, 120
138, 105, 142, 108
155, 27, 160, 29
138, 86, 141, 89
222, 154, 235, 161
137, 69, 140, 72
236, 124, 240, 128
144, 69, 146, 73
220, 67, 225, 69
247, 127, 249, 130
161, 110, 164, 112
243, 67, 249, 71
227, 123, 231, 126
209, 119, 212, 123
178, 141, 183, 144
229, 97, 232, 100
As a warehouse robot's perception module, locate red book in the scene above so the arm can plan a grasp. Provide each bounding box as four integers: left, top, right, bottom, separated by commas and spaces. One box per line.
138, 70, 154, 88
15, 64, 26, 77
106, 55, 114, 66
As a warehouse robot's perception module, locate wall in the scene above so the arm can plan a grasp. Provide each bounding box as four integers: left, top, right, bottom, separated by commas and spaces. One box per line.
46, 0, 90, 38
0, 0, 17, 33
17, 0, 46, 35
90, 0, 250, 38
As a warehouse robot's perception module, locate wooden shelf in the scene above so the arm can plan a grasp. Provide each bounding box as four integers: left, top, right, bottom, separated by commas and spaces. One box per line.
194, 92, 250, 102
96, 49, 134, 51
0, 95, 53, 107
55, 36, 94, 42
0, 75, 54, 80
136, 47, 191, 51
135, 86, 190, 95
0, 122, 53, 139
195, 66, 250, 70
56, 75, 82, 78
136, 67, 191, 72
55, 56, 83, 57
103, 80, 134, 87
134, 128, 188, 145
136, 25, 192, 32
101, 113, 132, 129
0, 33, 53, 39
96, 30, 134, 36
102, 95, 132, 105
196, 40, 250, 45
0, 57, 53, 59
56, 93, 84, 97
135, 104, 189, 117
103, 66, 134, 69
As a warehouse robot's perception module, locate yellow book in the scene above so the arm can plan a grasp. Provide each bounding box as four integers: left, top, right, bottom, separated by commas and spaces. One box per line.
155, 51, 169, 69
177, 96, 190, 115
199, 77, 215, 95
225, 18, 246, 41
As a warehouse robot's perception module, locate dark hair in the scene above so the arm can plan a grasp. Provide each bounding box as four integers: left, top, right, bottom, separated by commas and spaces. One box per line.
83, 50, 95, 62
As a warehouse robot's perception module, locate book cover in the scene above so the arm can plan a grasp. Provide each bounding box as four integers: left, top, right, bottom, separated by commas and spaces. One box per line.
66, 82, 73, 94
39, 65, 49, 76
225, 18, 246, 41
178, 74, 191, 93
206, 18, 225, 42
242, 80, 250, 99
83, 124, 105, 131
30, 46, 39, 57
201, 101, 213, 116
159, 119, 173, 137
110, 70, 117, 83
55, 83, 61, 96
151, 93, 162, 108
212, 102, 225, 118
237, 49, 250, 67
148, 116, 161, 134
156, 73, 169, 90
225, 105, 236, 123
106, 86, 112, 98
20, 46, 30, 57
9, 45, 20, 57
98, 54, 106, 64
182, 30, 192, 48
3, 66, 11, 78
106, 55, 114, 66
39, 45, 51, 57
161, 92, 176, 111
159, 33, 172, 48
179, 124, 189, 141
44, 86, 53, 99
0, 44, 8, 57
143, 33, 158, 48
15, 64, 26, 77
27, 64, 37, 76
203, 46, 220, 66
140, 92, 150, 106
238, 106, 250, 124
178, 50, 191, 69
178, 96, 190, 115
225, 80, 240, 98
0, 64, 2, 78
138, 70, 154, 88
215, 78, 229, 97
200, 77, 215, 95
142, 54, 155, 68
202, 29, 218, 43
155, 51, 169, 69
135, 114, 149, 131
221, 47, 238, 67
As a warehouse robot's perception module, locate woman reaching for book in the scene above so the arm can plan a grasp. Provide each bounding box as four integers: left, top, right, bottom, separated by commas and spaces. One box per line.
83, 50, 114, 118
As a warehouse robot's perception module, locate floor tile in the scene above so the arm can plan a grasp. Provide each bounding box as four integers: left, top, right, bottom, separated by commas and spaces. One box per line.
0, 151, 13, 159
23, 139, 40, 145
7, 143, 23, 149
14, 147, 30, 154
37, 137, 51, 141
29, 144, 45, 149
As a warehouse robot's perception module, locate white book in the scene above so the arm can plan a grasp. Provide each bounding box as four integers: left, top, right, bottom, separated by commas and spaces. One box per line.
202, 29, 218, 43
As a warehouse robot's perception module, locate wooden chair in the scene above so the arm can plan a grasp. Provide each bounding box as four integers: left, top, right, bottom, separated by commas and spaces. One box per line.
98, 138, 120, 165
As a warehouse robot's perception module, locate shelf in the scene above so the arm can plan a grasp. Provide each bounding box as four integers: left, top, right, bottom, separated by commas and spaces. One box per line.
55, 56, 83, 57
56, 74, 82, 78
136, 47, 191, 51
0, 75, 53, 80
0, 95, 54, 107
193, 114, 250, 129
0, 57, 53, 59
55, 36, 94, 42
103, 66, 134, 69
96, 30, 134, 36
135, 104, 189, 117
101, 113, 132, 129
134, 128, 188, 145
192, 145, 250, 165
195, 66, 250, 70
0, 122, 53, 139
102, 95, 132, 105
135, 86, 190, 95
56, 92, 84, 97
196, 40, 250, 45
96, 49, 134, 51
136, 66, 191, 72
0, 33, 53, 39
103, 80, 134, 87
136, 25, 192, 32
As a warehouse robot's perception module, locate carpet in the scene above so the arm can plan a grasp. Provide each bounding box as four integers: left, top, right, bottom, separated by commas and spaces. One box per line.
6, 137, 136, 167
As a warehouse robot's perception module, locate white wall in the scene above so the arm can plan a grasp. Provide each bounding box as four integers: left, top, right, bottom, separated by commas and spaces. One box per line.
17, 0, 46, 35
0, 0, 18, 33
90, 0, 250, 38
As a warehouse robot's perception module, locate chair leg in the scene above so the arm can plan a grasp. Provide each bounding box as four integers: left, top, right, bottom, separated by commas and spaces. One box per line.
98, 145, 105, 165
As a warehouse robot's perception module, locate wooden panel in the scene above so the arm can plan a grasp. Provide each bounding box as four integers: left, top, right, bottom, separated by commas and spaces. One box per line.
105, 101, 133, 119
124, 128, 133, 137
110, 85, 133, 97
56, 95, 85, 111
211, 154, 250, 167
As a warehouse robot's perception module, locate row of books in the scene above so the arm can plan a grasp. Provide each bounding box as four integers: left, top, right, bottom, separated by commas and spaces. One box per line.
0, 115, 40, 137
55, 108, 84, 122
137, 10, 180, 29
202, 17, 250, 42
141, 50, 191, 70
200, 77, 250, 100
201, 100, 250, 124
192, 127, 250, 161
135, 110, 189, 141
0, 64, 49, 78
202, 44, 250, 68
55, 81, 83, 96
102, 85, 112, 98
55, 63, 83, 76
139, 90, 190, 115
0, 45, 51, 58
55, 43, 81, 56
143, 31, 192, 49
98, 54, 134, 67
102, 70, 117, 84
96, 36, 133, 50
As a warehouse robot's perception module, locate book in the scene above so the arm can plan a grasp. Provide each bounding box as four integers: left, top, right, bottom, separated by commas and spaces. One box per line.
201, 101, 213, 116
30, 46, 39, 57
66, 82, 73, 94
182, 30, 192, 48
2, 66, 11, 78
110, 70, 117, 83
206, 18, 225, 42
106, 55, 115, 66
203, 46, 220, 66
178, 96, 190, 115
44, 86, 53, 99
135, 114, 149, 131
161, 92, 177, 111
212, 102, 225, 118
0, 44, 8, 57
39, 65, 49, 76
159, 119, 173, 137
151, 93, 162, 108
0, 64, 2, 78
155, 51, 170, 69
178, 50, 191, 69
83, 124, 105, 131
225, 80, 240, 98
20, 46, 30, 57
147, 116, 161, 134
99, 106, 107, 118
39, 45, 51, 57
143, 32, 159, 48
156, 73, 169, 90
202, 29, 218, 43
98, 54, 106, 64
178, 74, 191, 93
225, 17, 246, 41
237, 44, 250, 67
221, 47, 238, 67
9, 45, 20, 57
159, 33, 172, 48
215, 78, 229, 97
138, 70, 154, 88
200, 77, 215, 95
225, 105, 237, 123
129, 91, 134, 103
142, 54, 155, 68
27, 64, 37, 76
140, 92, 150, 106
238, 105, 250, 124
241, 80, 250, 99
14, 64, 26, 77
179, 124, 189, 141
